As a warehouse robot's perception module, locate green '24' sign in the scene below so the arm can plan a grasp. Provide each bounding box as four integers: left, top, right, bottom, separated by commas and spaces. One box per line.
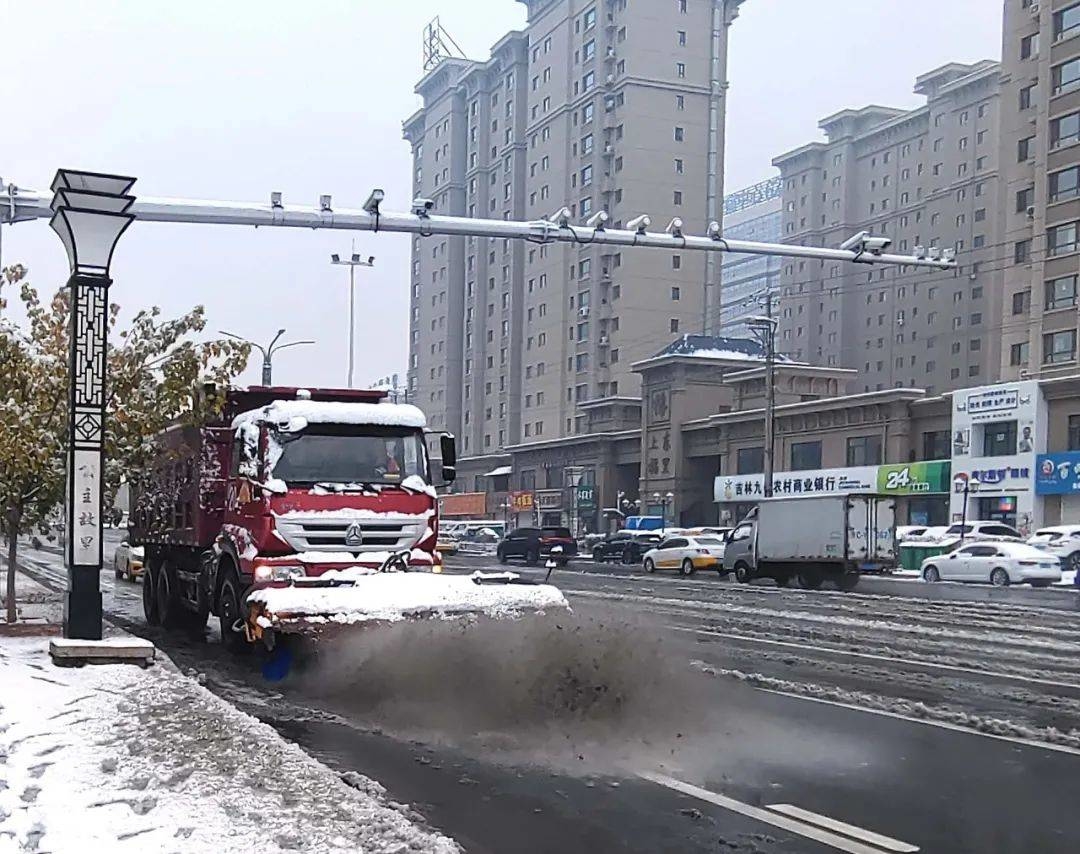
876, 461, 951, 495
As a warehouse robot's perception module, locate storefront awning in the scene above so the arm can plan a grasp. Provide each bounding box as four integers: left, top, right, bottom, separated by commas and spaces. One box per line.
484, 465, 513, 477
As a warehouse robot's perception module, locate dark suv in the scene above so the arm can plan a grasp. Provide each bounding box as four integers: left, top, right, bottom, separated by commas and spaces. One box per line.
497, 527, 577, 566
591, 530, 662, 564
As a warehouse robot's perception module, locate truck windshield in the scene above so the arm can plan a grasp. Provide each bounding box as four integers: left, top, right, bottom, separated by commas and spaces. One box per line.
270, 426, 428, 486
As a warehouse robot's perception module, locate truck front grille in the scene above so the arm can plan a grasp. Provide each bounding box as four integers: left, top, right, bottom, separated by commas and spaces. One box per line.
275, 515, 426, 554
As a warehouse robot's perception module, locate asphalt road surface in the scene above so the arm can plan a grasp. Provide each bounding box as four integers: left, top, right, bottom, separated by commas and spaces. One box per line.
15, 539, 1080, 853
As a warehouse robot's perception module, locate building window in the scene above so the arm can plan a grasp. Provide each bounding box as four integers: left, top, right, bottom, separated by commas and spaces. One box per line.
1020, 33, 1039, 59
1068, 414, 1080, 451
1044, 329, 1078, 364
674, 157, 684, 174
736, 447, 764, 475
1012, 290, 1031, 314
1046, 275, 1079, 310
1052, 112, 1080, 149
1016, 186, 1035, 212
673, 190, 683, 205
1051, 166, 1080, 202
671, 286, 681, 300
1015, 239, 1032, 263
669, 318, 679, 333
983, 421, 1017, 456
1020, 83, 1036, 109
676, 62, 686, 78
1010, 341, 1030, 367
1056, 3, 1080, 39
1018, 136, 1033, 161
790, 441, 822, 471
846, 435, 882, 467
921, 430, 949, 461
674, 126, 684, 142
583, 39, 595, 61
1054, 58, 1080, 94
1049, 222, 1079, 255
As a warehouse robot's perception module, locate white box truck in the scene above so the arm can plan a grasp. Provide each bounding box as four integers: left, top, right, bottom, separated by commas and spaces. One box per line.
721, 494, 896, 591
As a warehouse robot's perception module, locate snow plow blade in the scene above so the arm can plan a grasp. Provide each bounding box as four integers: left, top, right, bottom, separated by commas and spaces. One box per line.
243, 571, 570, 643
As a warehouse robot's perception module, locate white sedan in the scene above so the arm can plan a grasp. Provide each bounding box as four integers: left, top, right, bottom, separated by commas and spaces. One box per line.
643, 535, 727, 576
920, 541, 1061, 587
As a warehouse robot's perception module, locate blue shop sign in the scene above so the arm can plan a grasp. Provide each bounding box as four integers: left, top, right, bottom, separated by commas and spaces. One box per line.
1035, 452, 1080, 494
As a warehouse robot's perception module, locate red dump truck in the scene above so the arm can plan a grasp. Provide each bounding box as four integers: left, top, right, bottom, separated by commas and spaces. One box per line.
129, 385, 460, 647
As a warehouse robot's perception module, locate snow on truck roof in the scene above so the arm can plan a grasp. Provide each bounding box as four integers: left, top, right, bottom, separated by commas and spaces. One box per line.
231, 399, 427, 430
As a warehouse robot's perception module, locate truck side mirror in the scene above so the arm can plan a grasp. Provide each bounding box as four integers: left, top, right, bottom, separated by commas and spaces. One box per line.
440, 433, 457, 483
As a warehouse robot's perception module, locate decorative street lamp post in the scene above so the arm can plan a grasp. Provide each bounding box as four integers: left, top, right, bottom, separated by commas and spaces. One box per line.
49, 169, 136, 640
954, 473, 981, 546
330, 248, 375, 388
219, 328, 315, 385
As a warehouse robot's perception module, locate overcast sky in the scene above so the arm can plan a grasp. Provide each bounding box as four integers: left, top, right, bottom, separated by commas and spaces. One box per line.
1, 0, 1001, 388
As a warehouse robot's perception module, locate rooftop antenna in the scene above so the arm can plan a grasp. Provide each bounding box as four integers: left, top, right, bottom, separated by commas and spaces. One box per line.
423, 17, 467, 71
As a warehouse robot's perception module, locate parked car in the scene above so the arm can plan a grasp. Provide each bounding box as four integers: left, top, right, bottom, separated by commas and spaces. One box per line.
113, 539, 145, 581
591, 530, 662, 564
1026, 525, 1080, 573
920, 541, 1061, 587
643, 535, 728, 576
941, 521, 1024, 542
497, 526, 577, 566
435, 533, 460, 555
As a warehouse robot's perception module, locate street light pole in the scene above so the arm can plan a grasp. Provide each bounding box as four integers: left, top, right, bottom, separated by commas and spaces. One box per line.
330, 247, 374, 388
49, 169, 136, 640
956, 474, 981, 546
219, 329, 315, 385
749, 295, 778, 498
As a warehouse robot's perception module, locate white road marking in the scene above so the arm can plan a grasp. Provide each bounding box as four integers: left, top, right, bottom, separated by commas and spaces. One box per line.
766, 804, 919, 853
673, 625, 1080, 692
641, 772, 915, 854
751, 686, 1080, 758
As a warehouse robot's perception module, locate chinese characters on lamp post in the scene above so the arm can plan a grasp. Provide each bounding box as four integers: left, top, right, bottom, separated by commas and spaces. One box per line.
49, 169, 136, 640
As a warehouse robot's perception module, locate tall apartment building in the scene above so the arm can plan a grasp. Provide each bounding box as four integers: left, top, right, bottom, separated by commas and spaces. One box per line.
717, 175, 782, 334
403, 0, 743, 465
773, 61, 1003, 395
999, 0, 1080, 379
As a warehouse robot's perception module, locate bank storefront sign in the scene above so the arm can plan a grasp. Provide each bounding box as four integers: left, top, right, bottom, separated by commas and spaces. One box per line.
715, 461, 950, 503
1035, 452, 1080, 494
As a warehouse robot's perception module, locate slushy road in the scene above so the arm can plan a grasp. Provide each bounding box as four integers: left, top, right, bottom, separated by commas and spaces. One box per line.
15, 540, 1080, 853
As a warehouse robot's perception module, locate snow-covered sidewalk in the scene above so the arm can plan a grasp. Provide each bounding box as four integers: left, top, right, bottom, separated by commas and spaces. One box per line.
0, 637, 458, 854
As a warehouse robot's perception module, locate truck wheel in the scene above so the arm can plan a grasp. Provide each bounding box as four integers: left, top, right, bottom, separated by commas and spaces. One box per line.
837, 572, 860, 592
155, 560, 185, 629
142, 562, 161, 626
734, 562, 752, 584
680, 558, 696, 576
797, 569, 823, 590
217, 568, 248, 652
774, 575, 790, 588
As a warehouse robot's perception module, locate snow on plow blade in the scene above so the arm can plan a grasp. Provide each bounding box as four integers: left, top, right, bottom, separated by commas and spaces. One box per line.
245, 571, 570, 639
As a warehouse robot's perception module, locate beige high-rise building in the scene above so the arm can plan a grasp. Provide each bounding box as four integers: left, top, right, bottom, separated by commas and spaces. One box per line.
773, 61, 1003, 395
998, 0, 1080, 379
403, 0, 743, 473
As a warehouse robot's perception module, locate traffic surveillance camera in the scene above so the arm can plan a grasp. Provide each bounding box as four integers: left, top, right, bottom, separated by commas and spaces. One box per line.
548, 206, 573, 228
707, 220, 723, 240
665, 217, 684, 238
363, 188, 385, 214
319, 194, 332, 212
928, 246, 942, 261
861, 236, 892, 255
942, 248, 957, 263
626, 213, 651, 234
840, 231, 870, 252
331, 253, 340, 263
270, 191, 283, 208
585, 210, 609, 230
411, 197, 435, 217
914, 245, 926, 259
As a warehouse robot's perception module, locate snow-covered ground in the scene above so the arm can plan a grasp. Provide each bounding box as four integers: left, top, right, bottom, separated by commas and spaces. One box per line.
0, 637, 458, 854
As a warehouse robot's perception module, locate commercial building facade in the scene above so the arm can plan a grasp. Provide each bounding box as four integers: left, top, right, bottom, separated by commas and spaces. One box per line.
404, 0, 745, 470
717, 176, 783, 335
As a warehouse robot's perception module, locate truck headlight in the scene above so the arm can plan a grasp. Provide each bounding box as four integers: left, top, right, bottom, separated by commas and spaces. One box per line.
253, 563, 306, 582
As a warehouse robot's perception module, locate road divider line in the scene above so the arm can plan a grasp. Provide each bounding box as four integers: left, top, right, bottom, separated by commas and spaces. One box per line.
766, 803, 918, 853
672, 625, 1080, 691
640, 772, 909, 854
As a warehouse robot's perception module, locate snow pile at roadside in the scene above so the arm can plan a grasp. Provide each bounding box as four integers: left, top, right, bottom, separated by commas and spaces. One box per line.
249, 572, 569, 625
0, 638, 459, 854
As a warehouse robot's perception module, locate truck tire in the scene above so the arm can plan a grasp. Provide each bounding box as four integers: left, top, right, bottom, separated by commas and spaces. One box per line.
142, 561, 161, 626
734, 562, 752, 584
217, 566, 248, 652
836, 572, 860, 592
156, 559, 185, 629
796, 569, 823, 590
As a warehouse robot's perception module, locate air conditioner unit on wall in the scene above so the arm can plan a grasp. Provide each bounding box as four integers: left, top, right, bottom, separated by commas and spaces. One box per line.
579, 306, 591, 318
